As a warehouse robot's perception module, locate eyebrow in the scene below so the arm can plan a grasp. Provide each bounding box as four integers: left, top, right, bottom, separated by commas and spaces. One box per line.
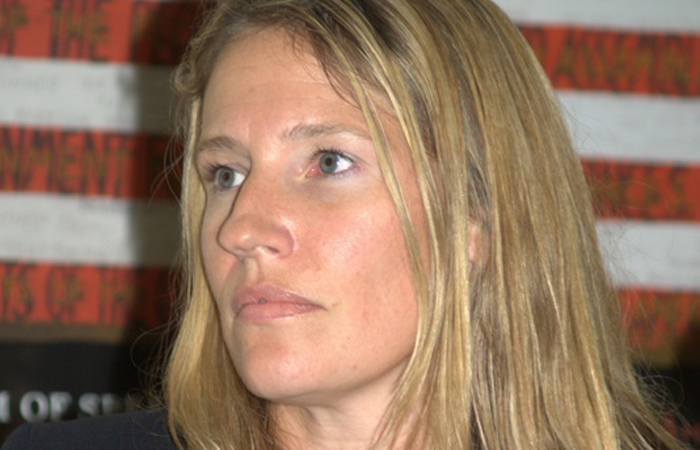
281, 122, 369, 141
197, 135, 241, 153
197, 122, 370, 153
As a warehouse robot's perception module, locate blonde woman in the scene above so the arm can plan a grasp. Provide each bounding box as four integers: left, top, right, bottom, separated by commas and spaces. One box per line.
3, 0, 688, 449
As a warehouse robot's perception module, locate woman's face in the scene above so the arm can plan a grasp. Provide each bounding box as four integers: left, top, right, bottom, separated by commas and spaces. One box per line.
198, 29, 425, 411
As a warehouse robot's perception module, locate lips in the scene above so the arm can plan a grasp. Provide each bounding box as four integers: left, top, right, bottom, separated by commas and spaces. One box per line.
233, 284, 321, 322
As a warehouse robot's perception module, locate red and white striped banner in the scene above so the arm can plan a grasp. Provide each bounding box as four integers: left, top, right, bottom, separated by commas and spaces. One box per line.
3, 0, 698, 363
0, 0, 699, 421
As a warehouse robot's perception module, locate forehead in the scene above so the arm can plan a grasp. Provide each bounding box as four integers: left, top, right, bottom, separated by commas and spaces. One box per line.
199, 28, 401, 149
205, 27, 397, 117
203, 30, 348, 122
198, 27, 414, 178
206, 30, 321, 97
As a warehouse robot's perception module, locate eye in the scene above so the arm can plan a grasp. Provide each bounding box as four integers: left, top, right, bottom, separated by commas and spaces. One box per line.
317, 151, 353, 175
212, 165, 245, 189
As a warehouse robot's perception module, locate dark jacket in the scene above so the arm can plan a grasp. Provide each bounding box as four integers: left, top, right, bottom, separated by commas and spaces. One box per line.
1, 410, 177, 450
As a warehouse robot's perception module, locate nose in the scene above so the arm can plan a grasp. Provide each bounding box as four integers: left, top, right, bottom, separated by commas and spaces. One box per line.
217, 176, 294, 261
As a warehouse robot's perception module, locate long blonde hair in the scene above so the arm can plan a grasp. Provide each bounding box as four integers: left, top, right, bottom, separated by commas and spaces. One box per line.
165, 1, 686, 449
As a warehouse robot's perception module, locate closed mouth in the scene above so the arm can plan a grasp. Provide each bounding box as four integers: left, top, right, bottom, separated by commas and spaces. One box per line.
232, 284, 321, 321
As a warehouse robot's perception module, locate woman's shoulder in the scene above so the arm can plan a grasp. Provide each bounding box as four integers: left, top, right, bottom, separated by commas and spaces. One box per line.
2, 409, 177, 450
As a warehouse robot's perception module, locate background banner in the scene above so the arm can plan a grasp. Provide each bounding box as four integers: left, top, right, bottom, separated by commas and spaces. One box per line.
0, 0, 698, 446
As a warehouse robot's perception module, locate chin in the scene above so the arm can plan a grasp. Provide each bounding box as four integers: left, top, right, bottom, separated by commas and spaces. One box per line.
241, 372, 328, 407
231, 346, 322, 404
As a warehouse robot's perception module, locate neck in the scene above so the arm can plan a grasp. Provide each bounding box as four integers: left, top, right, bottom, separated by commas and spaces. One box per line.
270, 400, 419, 450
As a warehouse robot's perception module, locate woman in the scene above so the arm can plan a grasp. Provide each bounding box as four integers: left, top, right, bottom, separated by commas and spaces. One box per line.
3, 0, 688, 449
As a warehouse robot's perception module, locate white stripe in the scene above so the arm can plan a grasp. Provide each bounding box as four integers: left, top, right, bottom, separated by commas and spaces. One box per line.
1, 196, 698, 292
0, 58, 173, 134
559, 92, 700, 164
597, 220, 700, 291
0, 193, 179, 267
2, 59, 699, 166
494, 0, 700, 33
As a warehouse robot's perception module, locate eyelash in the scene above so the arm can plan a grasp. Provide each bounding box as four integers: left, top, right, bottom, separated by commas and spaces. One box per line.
309, 148, 355, 177
201, 162, 244, 191
200, 149, 355, 190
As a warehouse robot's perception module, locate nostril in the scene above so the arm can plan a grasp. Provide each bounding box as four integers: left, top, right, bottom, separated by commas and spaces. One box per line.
264, 246, 280, 255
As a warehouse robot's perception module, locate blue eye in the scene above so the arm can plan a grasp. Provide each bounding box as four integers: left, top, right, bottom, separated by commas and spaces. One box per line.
318, 151, 353, 175
213, 166, 245, 189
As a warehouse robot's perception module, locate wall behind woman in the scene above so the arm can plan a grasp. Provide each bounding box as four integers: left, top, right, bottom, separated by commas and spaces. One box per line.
0, 0, 698, 446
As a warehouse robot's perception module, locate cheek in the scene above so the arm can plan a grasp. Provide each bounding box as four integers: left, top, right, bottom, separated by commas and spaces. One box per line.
200, 214, 218, 271
199, 206, 231, 291
318, 198, 416, 312
316, 201, 402, 271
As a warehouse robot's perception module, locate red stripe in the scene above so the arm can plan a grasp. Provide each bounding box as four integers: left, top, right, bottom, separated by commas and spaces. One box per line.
620, 288, 700, 365
1, 262, 697, 361
663, 416, 700, 447
0, 126, 180, 200
4, 127, 699, 224
520, 25, 700, 96
582, 159, 700, 222
2, 2, 699, 97
0, 0, 196, 65
0, 262, 174, 333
